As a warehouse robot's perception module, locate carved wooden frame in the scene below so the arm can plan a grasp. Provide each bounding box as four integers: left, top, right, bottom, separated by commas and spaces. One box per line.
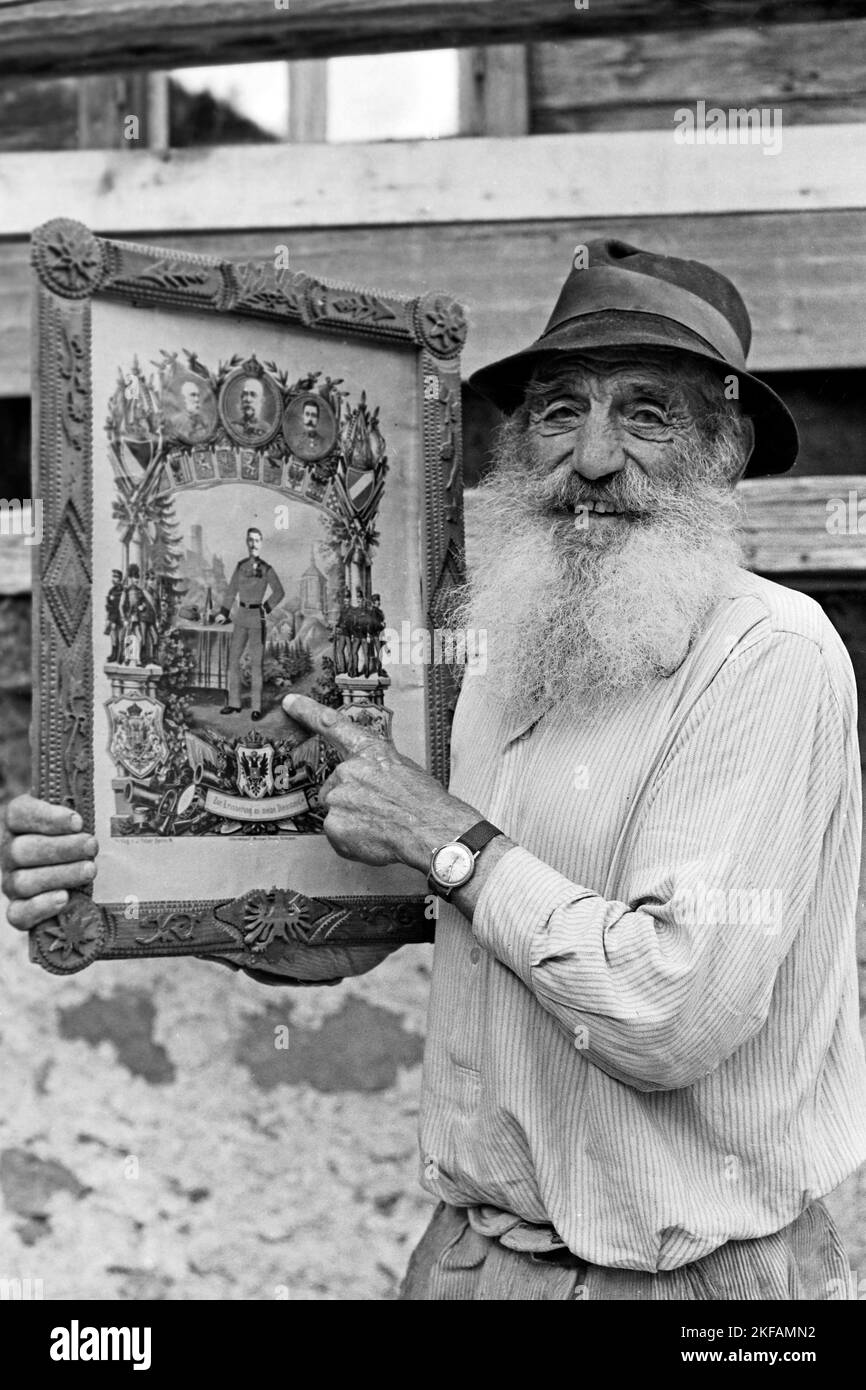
29, 218, 467, 977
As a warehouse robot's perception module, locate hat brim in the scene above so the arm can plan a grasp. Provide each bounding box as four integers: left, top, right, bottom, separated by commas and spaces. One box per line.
467, 310, 799, 479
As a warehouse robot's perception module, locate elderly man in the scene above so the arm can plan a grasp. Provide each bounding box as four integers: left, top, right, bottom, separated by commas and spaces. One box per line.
228, 376, 271, 441
174, 379, 210, 441
4, 240, 866, 1300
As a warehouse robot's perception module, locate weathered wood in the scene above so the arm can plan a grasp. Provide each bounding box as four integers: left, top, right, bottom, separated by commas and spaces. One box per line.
77, 75, 150, 149
739, 475, 866, 573
531, 19, 866, 131
0, 594, 31, 682
458, 45, 529, 137
147, 73, 171, 150
0, 537, 34, 598
288, 60, 328, 143
3, 208, 866, 396
0, 1, 859, 78
0, 125, 863, 241
0, 77, 79, 152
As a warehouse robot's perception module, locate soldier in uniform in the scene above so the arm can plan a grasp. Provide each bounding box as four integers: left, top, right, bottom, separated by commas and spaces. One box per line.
120, 563, 159, 667
105, 568, 124, 663
228, 377, 272, 441
215, 527, 285, 720
291, 399, 327, 460
173, 379, 211, 441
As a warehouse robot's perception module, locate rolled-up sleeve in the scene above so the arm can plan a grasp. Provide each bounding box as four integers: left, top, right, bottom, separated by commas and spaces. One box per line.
471, 631, 851, 1092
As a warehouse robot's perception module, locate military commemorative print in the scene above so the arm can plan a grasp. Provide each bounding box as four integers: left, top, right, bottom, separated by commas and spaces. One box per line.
103, 349, 391, 840
29, 221, 466, 977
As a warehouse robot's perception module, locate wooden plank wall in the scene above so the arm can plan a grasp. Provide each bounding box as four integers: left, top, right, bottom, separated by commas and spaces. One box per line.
530, 19, 866, 131
2, 208, 866, 398
0, 1, 860, 77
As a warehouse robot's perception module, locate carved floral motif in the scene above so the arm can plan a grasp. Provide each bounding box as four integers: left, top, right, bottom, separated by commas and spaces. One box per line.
416, 293, 467, 357
33, 897, 105, 973
32, 220, 106, 299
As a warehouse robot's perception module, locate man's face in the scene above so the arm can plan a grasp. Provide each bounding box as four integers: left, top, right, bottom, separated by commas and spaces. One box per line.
521, 355, 719, 537
246, 530, 262, 558
181, 382, 201, 415
302, 402, 319, 437
450, 348, 750, 717
240, 380, 264, 422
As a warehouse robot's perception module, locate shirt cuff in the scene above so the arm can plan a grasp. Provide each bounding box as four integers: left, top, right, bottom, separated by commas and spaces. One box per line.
472, 844, 594, 986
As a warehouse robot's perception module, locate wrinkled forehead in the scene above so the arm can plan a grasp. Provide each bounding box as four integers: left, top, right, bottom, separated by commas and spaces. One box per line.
526, 348, 704, 404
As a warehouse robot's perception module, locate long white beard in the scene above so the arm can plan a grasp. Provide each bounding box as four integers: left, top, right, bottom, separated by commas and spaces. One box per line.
450, 425, 745, 722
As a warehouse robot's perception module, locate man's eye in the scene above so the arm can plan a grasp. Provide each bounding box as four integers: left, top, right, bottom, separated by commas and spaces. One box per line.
538, 401, 582, 426
629, 407, 667, 425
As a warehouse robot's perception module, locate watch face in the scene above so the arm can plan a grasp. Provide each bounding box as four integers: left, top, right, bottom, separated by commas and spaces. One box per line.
431, 842, 475, 887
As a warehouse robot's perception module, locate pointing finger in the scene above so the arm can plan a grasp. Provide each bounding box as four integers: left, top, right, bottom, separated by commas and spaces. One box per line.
282, 693, 380, 758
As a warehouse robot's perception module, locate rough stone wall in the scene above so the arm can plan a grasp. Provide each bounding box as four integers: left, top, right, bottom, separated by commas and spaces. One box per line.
0, 931, 437, 1300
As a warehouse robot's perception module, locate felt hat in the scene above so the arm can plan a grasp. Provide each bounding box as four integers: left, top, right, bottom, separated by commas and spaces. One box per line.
468, 238, 798, 477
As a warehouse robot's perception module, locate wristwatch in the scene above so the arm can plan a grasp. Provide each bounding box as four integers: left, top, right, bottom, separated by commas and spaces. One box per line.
427, 820, 503, 900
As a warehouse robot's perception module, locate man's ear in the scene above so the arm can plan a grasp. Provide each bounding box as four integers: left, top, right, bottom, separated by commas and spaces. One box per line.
742, 415, 756, 464
730, 415, 756, 485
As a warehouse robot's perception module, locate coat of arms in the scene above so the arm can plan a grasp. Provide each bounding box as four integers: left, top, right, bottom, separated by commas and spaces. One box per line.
106, 696, 169, 780
235, 736, 275, 799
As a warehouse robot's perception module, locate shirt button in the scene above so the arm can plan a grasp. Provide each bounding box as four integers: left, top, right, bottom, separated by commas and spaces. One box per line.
469, 946, 481, 965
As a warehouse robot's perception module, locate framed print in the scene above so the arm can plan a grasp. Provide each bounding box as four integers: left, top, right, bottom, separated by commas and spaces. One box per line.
29, 218, 467, 979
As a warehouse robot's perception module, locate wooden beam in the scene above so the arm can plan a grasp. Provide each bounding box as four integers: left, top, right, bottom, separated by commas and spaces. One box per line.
0, 125, 863, 239
288, 59, 328, 143
0, 1, 859, 79
458, 45, 529, 137
739, 476, 866, 573
2, 209, 866, 398
77, 74, 148, 148
147, 73, 171, 150
531, 18, 866, 132
77, 72, 171, 149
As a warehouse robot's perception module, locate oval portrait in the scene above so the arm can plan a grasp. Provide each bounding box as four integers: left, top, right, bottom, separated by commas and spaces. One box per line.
281, 392, 337, 463
218, 366, 282, 448
164, 372, 218, 447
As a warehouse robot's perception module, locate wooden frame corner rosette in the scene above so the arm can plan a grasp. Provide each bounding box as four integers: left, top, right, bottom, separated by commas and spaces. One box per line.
29, 218, 467, 978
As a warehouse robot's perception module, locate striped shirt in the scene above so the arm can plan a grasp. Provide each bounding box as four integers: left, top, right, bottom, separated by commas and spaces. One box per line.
418, 567, 866, 1270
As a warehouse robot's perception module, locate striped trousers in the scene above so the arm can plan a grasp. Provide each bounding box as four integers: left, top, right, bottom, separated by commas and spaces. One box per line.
399, 1200, 853, 1300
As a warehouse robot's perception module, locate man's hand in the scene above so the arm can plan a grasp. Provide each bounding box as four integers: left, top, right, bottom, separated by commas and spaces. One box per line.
282, 694, 480, 872
1, 795, 98, 931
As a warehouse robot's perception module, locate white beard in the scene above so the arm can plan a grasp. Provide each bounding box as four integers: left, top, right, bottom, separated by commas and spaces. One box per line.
450, 424, 745, 723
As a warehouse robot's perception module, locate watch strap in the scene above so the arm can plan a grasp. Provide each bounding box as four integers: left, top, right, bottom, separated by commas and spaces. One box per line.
458, 819, 503, 856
